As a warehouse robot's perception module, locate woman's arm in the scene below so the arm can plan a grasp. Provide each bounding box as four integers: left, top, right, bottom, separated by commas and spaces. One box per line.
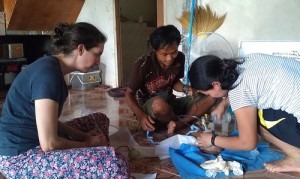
58, 121, 91, 141
35, 99, 108, 152
196, 106, 258, 151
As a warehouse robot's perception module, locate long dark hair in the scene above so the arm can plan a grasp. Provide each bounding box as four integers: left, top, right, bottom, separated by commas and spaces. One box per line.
149, 25, 181, 50
51, 22, 107, 55
188, 55, 242, 90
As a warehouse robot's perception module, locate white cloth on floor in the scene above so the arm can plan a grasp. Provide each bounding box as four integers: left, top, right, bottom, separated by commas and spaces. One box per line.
155, 134, 197, 159
200, 155, 244, 178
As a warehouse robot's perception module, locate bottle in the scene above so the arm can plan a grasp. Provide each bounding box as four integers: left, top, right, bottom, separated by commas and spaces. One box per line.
211, 106, 232, 124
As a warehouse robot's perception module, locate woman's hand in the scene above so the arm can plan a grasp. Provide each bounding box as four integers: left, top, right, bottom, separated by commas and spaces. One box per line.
87, 130, 99, 136
193, 131, 213, 148
192, 132, 222, 154
201, 145, 223, 155
86, 132, 109, 147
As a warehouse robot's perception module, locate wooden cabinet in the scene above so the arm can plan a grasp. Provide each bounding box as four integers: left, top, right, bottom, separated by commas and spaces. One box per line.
3, 0, 84, 31
0, 1, 3, 12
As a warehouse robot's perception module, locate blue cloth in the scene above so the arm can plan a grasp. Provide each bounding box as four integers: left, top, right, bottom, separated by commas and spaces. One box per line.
169, 130, 285, 178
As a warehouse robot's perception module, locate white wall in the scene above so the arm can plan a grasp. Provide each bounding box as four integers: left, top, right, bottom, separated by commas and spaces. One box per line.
163, 0, 185, 33
76, 0, 300, 87
164, 0, 300, 57
77, 0, 118, 87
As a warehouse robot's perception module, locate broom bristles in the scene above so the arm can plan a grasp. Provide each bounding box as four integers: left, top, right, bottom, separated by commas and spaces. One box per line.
178, 5, 226, 38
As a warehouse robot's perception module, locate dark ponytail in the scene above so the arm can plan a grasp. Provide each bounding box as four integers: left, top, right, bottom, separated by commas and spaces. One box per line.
188, 55, 242, 90
51, 22, 107, 55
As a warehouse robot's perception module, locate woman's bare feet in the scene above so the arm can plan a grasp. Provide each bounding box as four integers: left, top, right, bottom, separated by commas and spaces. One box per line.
265, 156, 300, 173
259, 126, 300, 173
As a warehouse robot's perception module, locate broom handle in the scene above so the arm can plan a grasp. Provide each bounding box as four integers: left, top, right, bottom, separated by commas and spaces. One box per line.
183, 0, 196, 85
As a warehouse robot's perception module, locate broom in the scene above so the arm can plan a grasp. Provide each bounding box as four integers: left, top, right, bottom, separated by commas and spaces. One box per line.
178, 5, 227, 38
180, 4, 227, 85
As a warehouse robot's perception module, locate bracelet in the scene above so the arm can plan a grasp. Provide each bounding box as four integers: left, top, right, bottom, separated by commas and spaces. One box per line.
211, 130, 217, 146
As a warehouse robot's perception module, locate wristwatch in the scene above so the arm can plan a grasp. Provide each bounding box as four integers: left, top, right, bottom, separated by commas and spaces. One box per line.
211, 130, 217, 146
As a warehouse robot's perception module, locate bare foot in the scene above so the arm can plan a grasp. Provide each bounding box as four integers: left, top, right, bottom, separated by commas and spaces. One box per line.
265, 156, 300, 173
167, 120, 176, 134
167, 120, 188, 134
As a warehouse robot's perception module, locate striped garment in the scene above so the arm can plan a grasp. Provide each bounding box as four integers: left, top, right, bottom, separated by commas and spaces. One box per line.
229, 53, 300, 122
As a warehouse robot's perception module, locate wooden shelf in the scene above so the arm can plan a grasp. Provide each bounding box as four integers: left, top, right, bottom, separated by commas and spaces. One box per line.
3, 0, 84, 31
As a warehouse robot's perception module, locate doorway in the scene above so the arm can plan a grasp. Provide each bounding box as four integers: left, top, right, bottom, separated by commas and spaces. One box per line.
115, 0, 163, 87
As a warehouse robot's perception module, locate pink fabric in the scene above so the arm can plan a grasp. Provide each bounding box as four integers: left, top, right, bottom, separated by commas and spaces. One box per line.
0, 112, 130, 178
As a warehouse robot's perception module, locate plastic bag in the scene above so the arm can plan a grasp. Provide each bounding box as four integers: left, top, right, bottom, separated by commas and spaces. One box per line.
154, 134, 197, 159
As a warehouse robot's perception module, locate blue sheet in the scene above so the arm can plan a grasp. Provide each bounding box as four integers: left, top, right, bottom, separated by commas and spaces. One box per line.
169, 131, 285, 178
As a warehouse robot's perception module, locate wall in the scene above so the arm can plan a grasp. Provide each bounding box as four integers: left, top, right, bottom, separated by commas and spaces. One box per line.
164, 0, 300, 57
77, 0, 118, 87
77, 0, 155, 87
77, 0, 300, 87
120, 0, 156, 26
119, 0, 156, 86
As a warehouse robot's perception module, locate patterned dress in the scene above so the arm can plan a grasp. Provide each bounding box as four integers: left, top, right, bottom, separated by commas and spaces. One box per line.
0, 113, 130, 178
